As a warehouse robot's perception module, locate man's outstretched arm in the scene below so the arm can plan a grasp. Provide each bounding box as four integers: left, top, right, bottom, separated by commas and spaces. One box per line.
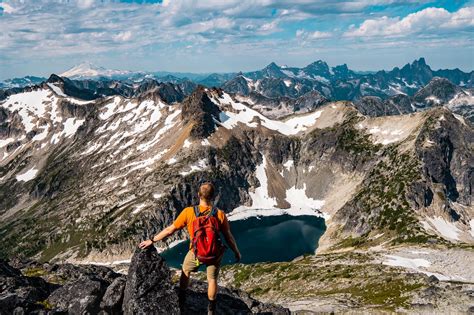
222, 225, 241, 262
138, 224, 177, 249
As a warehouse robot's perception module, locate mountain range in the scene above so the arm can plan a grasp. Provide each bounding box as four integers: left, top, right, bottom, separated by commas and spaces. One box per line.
0, 59, 473, 312
2, 58, 472, 122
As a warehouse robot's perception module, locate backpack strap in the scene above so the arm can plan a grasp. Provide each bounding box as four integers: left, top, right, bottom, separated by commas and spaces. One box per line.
193, 205, 200, 218
207, 207, 217, 218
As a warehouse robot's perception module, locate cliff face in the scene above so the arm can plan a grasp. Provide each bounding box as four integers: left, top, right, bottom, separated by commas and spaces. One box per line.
0, 247, 289, 314
0, 83, 472, 263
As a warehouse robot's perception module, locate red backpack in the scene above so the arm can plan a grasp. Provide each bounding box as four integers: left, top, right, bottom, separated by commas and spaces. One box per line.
191, 206, 225, 264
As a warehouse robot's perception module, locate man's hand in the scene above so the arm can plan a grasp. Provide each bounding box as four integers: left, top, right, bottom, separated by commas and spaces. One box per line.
138, 239, 153, 249
234, 250, 242, 263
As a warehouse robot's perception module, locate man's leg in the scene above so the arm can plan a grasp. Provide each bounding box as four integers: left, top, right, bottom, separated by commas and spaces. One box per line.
180, 269, 191, 290
206, 260, 221, 314
207, 277, 218, 300
179, 251, 198, 308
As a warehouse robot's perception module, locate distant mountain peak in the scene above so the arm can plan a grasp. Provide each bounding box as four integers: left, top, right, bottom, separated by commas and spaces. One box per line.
414, 57, 427, 66
264, 62, 280, 70
46, 73, 65, 84
303, 60, 330, 76
60, 62, 131, 79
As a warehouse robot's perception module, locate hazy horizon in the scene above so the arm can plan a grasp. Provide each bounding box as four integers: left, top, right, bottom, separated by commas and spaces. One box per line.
2, 55, 473, 81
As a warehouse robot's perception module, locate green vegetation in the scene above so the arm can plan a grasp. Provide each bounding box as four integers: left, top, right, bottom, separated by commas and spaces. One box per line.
332, 144, 442, 250
23, 267, 48, 278
36, 300, 54, 310
222, 254, 427, 311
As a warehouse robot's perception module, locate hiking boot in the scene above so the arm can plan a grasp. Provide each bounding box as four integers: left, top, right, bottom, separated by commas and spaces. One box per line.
207, 299, 217, 315
178, 289, 187, 309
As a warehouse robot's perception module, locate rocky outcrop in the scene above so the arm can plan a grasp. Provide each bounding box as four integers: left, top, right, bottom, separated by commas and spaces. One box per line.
123, 247, 179, 314
0, 249, 289, 314
0, 259, 57, 314
100, 276, 127, 314
48, 276, 109, 314
181, 86, 221, 139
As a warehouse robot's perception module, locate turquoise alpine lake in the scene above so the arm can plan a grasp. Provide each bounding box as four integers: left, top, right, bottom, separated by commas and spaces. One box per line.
160, 214, 326, 269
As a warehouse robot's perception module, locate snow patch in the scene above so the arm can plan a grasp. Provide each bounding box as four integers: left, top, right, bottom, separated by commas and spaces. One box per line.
47, 83, 67, 97
183, 139, 192, 148
16, 167, 39, 182
383, 255, 431, 269
0, 138, 14, 148
425, 216, 462, 241
62, 118, 85, 138
132, 203, 146, 215
180, 159, 207, 176
283, 159, 294, 171
248, 155, 276, 208
2, 89, 50, 132
32, 126, 49, 141
167, 157, 178, 164
284, 184, 327, 218
382, 254, 450, 281
367, 126, 404, 145
214, 93, 323, 136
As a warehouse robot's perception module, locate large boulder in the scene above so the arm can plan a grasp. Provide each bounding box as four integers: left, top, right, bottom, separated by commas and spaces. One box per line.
122, 247, 180, 314
47, 276, 109, 314
100, 276, 127, 315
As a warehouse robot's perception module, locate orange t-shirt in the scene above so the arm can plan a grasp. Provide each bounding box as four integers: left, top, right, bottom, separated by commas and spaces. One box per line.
173, 205, 229, 240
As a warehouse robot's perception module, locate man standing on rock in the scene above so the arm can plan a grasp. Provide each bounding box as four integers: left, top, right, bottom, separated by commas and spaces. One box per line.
139, 182, 241, 315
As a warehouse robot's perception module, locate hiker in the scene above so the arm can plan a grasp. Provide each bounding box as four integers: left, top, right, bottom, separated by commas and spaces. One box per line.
138, 182, 241, 314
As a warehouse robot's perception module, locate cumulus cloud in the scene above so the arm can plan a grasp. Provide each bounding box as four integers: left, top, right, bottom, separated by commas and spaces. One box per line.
345, 6, 474, 37
296, 29, 332, 40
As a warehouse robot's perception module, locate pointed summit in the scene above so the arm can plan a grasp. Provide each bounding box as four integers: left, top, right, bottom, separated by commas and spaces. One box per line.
413, 57, 426, 66
303, 60, 331, 78
46, 73, 65, 84
181, 86, 221, 139
261, 62, 287, 78
264, 62, 280, 70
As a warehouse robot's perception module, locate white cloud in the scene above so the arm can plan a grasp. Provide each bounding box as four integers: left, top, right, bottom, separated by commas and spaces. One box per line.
296, 29, 332, 40
0, 2, 16, 13
76, 0, 95, 9
345, 6, 474, 37
113, 31, 132, 42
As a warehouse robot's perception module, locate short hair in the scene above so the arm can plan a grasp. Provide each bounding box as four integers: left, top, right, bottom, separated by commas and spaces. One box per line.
198, 182, 215, 201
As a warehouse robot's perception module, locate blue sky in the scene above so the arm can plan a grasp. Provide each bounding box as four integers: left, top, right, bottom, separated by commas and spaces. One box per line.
0, 0, 473, 79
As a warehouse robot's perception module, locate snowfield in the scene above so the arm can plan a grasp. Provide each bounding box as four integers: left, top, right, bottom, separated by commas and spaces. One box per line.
213, 92, 323, 135
228, 156, 327, 221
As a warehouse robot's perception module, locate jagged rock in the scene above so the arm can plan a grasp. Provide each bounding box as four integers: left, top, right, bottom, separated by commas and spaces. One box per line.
181, 86, 221, 138
47, 276, 109, 314
0, 259, 56, 314
122, 247, 180, 314
45, 263, 120, 284
100, 276, 126, 315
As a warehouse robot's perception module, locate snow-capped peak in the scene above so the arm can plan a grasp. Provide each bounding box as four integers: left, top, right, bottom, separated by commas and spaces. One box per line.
60, 62, 131, 79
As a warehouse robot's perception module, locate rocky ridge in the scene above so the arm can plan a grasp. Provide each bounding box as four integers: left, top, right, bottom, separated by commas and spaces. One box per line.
0, 246, 288, 314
